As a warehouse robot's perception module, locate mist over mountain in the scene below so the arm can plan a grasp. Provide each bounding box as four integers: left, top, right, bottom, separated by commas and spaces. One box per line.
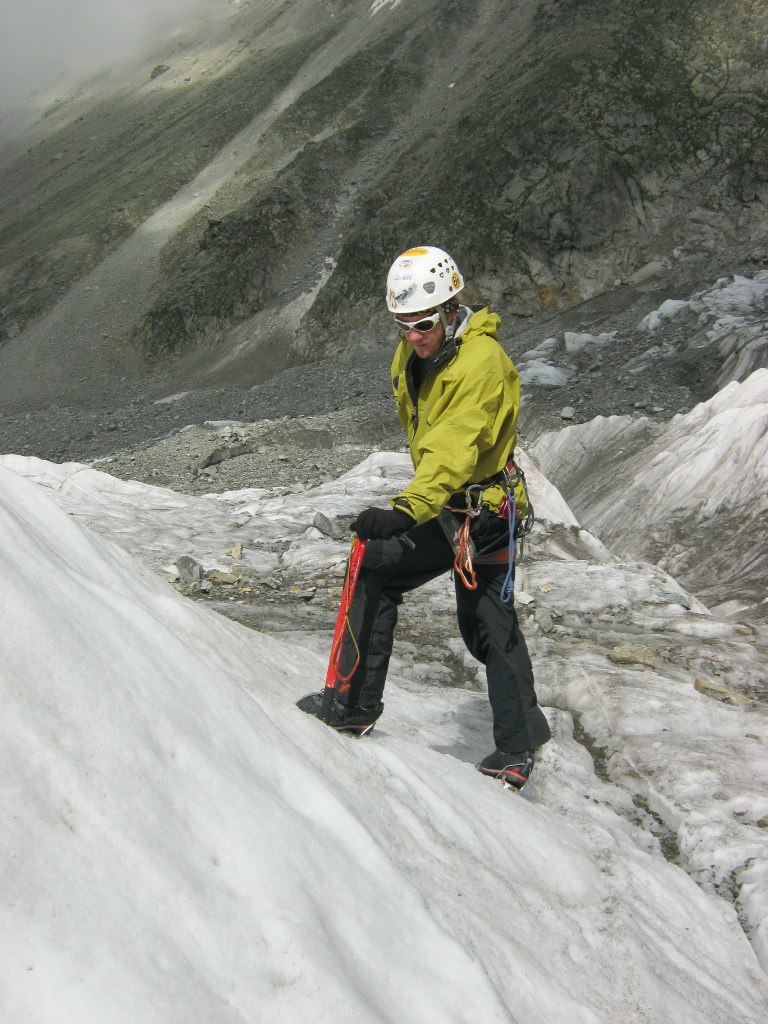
0, 0, 224, 110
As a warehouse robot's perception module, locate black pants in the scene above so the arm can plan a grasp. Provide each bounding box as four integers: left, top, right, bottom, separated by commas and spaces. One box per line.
338, 513, 551, 753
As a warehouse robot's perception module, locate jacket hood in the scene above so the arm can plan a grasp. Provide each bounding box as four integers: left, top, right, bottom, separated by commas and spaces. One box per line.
456, 306, 501, 343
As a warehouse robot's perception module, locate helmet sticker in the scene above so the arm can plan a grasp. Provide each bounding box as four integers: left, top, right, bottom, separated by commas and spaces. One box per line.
423, 281, 436, 294
451, 272, 461, 289
393, 283, 417, 305
398, 259, 413, 268
402, 247, 430, 256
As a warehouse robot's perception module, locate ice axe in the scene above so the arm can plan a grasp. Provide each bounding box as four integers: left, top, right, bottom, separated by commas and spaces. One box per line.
320, 534, 367, 721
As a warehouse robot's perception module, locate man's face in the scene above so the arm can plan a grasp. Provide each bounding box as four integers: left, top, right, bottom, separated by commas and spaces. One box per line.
395, 309, 446, 360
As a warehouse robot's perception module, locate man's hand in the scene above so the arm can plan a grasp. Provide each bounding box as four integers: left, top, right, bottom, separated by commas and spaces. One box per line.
351, 507, 414, 540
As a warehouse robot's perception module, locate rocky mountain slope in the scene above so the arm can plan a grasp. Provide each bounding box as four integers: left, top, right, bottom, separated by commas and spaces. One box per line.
0, 0, 766, 414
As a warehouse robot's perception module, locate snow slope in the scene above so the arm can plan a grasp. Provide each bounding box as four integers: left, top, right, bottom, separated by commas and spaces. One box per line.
2, 450, 768, 1021
530, 369, 768, 619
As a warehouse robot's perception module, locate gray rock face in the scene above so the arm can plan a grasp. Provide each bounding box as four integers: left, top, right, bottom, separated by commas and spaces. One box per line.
0, 0, 766, 414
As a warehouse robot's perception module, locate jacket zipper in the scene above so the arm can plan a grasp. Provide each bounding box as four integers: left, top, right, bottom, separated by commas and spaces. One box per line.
404, 339, 460, 433
405, 352, 420, 432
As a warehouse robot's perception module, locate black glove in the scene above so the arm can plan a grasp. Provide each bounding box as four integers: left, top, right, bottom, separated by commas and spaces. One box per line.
351, 507, 414, 541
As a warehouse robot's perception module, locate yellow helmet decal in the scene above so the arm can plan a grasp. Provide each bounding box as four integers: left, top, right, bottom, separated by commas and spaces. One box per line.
402, 247, 430, 256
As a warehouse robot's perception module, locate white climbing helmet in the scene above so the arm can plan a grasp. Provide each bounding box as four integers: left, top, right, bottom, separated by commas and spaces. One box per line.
385, 245, 464, 313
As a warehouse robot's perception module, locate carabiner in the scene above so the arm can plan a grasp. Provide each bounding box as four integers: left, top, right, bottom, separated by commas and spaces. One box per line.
464, 484, 484, 516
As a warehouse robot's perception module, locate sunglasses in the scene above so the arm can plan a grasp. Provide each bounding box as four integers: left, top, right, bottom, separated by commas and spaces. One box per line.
394, 310, 442, 334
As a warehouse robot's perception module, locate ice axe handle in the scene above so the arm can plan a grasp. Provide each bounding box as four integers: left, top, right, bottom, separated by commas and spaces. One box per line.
321, 536, 367, 718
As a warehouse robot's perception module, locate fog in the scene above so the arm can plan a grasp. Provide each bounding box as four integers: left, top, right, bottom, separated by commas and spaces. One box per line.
0, 0, 229, 109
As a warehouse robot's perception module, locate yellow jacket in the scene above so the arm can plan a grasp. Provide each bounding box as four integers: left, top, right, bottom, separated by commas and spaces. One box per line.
389, 307, 526, 525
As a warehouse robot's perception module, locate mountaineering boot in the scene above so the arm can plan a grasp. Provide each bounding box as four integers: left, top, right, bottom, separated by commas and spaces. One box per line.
476, 749, 535, 790
296, 691, 384, 736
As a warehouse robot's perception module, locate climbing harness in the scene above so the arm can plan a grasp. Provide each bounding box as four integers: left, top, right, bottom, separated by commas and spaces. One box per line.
441, 459, 534, 603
